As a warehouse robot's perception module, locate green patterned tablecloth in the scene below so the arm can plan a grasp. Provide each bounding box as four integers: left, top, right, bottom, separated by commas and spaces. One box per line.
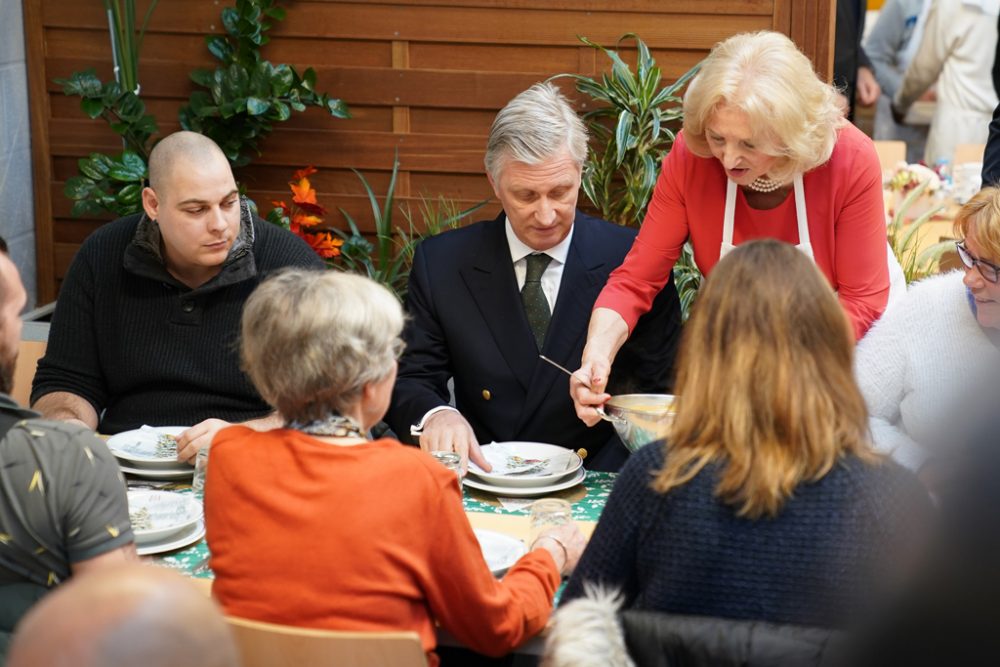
147, 470, 617, 578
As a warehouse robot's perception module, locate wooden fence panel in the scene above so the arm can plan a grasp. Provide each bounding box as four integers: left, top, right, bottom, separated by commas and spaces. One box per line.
24, 0, 833, 301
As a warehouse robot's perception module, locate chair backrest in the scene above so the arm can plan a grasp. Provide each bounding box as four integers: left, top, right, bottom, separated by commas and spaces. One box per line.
12, 339, 46, 408
873, 140, 906, 171
954, 143, 985, 165
225, 616, 428, 667
620, 610, 845, 667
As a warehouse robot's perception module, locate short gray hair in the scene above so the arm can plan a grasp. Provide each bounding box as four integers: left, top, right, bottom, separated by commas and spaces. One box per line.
241, 270, 404, 423
484, 82, 588, 181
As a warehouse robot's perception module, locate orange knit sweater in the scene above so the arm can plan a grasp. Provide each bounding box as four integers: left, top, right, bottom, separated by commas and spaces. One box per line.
205, 428, 560, 665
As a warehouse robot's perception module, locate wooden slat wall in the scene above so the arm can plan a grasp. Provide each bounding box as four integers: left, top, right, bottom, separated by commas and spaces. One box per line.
23, 0, 834, 303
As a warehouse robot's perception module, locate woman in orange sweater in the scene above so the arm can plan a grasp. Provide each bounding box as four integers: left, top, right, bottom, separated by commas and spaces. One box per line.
204, 269, 585, 665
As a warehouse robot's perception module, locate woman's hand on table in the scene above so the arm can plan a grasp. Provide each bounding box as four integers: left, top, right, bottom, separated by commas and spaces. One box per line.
532, 524, 586, 575
176, 418, 231, 463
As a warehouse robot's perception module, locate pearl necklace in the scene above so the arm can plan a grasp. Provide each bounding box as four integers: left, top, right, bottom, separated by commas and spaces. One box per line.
747, 176, 784, 193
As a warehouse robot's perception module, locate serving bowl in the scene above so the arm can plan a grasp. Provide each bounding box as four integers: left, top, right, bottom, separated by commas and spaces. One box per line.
598, 393, 676, 453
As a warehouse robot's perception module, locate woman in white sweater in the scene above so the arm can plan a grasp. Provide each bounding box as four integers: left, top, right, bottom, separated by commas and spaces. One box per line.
856, 186, 1000, 475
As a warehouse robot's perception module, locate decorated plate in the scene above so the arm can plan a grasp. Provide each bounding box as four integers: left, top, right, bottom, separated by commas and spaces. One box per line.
127, 490, 202, 545
135, 519, 206, 557
464, 467, 586, 498
107, 426, 188, 468
474, 529, 526, 577
468, 442, 583, 487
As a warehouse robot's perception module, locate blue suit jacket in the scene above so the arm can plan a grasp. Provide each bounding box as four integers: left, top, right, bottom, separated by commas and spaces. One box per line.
385, 210, 682, 471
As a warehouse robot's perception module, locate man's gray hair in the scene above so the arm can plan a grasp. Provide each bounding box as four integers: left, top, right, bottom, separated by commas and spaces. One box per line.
484, 82, 588, 181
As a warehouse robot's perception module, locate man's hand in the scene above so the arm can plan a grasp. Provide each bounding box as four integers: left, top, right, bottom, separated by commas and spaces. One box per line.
419, 410, 491, 473
856, 66, 881, 107
570, 358, 612, 427
176, 418, 231, 464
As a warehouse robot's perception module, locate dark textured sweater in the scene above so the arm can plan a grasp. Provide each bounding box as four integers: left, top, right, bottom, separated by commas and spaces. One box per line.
563, 440, 932, 629
31, 211, 323, 433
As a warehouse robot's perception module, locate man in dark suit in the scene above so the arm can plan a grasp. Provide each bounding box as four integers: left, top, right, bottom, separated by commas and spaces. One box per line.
385, 83, 682, 472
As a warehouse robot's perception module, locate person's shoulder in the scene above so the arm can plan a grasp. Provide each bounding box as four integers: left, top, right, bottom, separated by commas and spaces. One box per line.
859, 271, 966, 348
413, 216, 501, 262
369, 438, 459, 490
78, 214, 143, 258
829, 123, 878, 165
2, 418, 118, 469
837, 454, 930, 514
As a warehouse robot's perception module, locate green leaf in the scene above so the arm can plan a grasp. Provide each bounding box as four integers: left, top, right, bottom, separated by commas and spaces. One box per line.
65, 175, 97, 200
301, 67, 317, 92
117, 182, 142, 205
77, 156, 109, 180
57, 69, 104, 97
206, 35, 233, 62
614, 110, 634, 166
271, 100, 290, 121
264, 5, 287, 20
121, 150, 147, 176
80, 98, 106, 119
221, 7, 240, 36
271, 64, 294, 95
190, 68, 215, 88
246, 96, 271, 115
326, 97, 350, 118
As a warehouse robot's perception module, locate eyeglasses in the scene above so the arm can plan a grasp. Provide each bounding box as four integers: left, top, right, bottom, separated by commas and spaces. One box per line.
956, 241, 1000, 283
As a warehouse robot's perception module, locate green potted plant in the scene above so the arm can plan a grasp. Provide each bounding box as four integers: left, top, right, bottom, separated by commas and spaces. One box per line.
554, 33, 702, 317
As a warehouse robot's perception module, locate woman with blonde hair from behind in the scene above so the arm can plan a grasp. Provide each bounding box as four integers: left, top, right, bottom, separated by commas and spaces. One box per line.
561, 240, 930, 629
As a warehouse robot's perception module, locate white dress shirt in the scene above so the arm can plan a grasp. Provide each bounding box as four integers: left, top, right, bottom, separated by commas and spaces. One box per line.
410, 217, 575, 435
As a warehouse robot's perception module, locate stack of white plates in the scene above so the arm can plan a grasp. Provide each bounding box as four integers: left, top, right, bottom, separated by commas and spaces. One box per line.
465, 442, 585, 498
127, 490, 204, 556
107, 426, 195, 480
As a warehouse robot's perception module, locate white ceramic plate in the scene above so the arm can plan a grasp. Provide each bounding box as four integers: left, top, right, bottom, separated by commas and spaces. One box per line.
468, 442, 583, 488
107, 426, 188, 468
119, 462, 194, 480
127, 490, 203, 545
474, 529, 526, 577
464, 467, 586, 498
135, 519, 206, 557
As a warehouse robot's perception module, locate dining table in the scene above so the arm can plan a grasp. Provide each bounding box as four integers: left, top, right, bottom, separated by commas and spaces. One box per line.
128, 466, 616, 655
136, 470, 614, 577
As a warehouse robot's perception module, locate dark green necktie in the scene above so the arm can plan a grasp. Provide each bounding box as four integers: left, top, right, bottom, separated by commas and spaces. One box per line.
522, 253, 553, 349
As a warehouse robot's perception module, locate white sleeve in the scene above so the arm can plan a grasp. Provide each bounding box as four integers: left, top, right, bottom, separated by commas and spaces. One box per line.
410, 406, 461, 436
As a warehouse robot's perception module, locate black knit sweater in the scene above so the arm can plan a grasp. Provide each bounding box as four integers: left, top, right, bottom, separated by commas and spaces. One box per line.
31, 212, 323, 433
563, 440, 932, 629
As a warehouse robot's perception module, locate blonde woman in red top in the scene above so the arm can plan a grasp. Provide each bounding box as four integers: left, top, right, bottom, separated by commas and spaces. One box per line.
571, 30, 894, 424
205, 270, 585, 666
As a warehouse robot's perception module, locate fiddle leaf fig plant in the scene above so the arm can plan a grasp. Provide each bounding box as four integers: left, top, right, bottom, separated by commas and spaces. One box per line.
179, 0, 350, 167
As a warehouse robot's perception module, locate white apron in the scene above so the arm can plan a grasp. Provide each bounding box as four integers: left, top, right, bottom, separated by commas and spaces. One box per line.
719, 177, 906, 306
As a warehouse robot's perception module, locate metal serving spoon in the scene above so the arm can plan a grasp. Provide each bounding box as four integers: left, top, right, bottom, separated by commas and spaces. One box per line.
538, 355, 625, 425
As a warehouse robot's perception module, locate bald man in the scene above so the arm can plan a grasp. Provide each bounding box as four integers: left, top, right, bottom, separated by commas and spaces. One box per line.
31, 131, 323, 459
6, 564, 239, 667
0, 238, 134, 659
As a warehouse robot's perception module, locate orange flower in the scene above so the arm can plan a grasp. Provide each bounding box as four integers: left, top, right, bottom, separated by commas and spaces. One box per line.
301, 231, 343, 258
292, 212, 323, 228
293, 166, 317, 181
290, 177, 318, 206
271, 200, 288, 211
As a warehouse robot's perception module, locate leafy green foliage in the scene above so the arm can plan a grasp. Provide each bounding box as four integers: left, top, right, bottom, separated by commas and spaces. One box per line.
887, 181, 953, 283
64, 151, 147, 218
178, 0, 350, 167
555, 33, 703, 318
332, 156, 488, 301
554, 34, 700, 229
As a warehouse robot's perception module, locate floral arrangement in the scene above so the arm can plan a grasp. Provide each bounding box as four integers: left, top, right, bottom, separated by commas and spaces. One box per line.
266, 166, 343, 262
885, 161, 943, 194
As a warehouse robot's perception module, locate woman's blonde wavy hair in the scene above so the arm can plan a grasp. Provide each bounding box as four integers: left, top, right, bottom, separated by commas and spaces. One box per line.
954, 185, 1000, 262
683, 31, 847, 183
653, 240, 877, 518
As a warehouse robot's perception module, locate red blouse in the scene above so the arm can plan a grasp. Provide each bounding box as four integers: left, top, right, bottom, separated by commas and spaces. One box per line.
594, 124, 890, 340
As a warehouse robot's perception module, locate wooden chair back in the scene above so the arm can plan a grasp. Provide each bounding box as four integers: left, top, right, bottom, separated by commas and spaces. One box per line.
953, 143, 985, 165
873, 140, 907, 171
12, 340, 46, 407
226, 616, 428, 667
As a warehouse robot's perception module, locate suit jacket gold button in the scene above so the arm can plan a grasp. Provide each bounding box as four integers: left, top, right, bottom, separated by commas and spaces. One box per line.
482, 389, 491, 401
